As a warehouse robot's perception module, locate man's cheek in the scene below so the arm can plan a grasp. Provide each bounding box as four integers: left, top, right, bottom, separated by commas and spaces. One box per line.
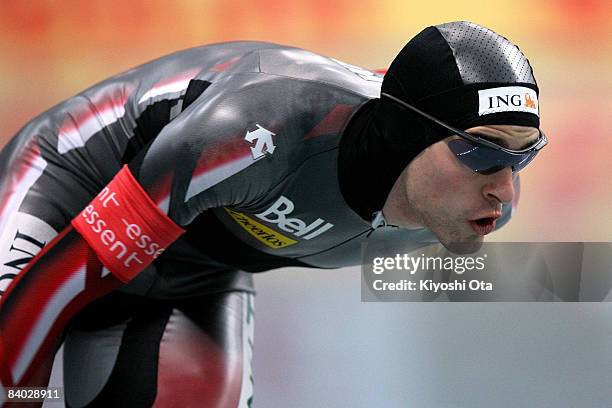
427, 172, 456, 202
511, 174, 521, 211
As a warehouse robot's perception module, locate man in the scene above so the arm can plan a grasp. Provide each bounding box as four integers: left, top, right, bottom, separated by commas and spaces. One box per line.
0, 21, 546, 407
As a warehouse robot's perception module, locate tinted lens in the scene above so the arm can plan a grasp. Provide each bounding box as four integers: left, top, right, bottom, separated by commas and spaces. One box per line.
510, 151, 538, 172
448, 139, 537, 175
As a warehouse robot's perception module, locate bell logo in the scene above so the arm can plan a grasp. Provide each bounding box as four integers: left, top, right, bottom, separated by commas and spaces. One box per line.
245, 124, 276, 161
255, 196, 334, 240
524, 93, 536, 109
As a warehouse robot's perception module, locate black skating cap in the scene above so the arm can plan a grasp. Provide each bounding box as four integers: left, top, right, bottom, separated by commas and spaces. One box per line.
339, 21, 541, 222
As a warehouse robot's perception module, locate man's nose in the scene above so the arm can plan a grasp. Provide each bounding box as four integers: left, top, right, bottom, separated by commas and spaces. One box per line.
481, 167, 515, 204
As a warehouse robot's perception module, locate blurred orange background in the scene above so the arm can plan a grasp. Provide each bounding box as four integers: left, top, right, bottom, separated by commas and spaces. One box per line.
1, 0, 610, 241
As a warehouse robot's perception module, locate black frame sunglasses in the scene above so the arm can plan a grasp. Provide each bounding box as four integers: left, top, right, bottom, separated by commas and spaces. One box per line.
381, 92, 548, 174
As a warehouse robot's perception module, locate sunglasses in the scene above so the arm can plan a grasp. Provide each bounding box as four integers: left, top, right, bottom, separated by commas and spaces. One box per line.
381, 92, 548, 175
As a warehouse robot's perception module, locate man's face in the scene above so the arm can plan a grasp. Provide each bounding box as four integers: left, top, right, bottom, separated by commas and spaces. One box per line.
383, 125, 540, 254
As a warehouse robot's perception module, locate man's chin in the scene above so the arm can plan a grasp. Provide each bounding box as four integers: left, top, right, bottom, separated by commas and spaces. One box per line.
440, 236, 484, 254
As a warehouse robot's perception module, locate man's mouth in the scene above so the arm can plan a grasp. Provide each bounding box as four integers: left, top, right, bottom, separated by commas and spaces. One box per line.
468, 217, 498, 236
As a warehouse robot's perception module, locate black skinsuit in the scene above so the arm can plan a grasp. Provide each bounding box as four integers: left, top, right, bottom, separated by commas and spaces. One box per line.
0, 41, 510, 407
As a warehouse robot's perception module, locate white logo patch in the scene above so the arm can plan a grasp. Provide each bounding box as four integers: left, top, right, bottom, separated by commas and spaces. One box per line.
245, 124, 276, 160
478, 86, 539, 117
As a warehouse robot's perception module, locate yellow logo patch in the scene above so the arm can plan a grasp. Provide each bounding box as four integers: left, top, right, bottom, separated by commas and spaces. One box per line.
224, 208, 297, 248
